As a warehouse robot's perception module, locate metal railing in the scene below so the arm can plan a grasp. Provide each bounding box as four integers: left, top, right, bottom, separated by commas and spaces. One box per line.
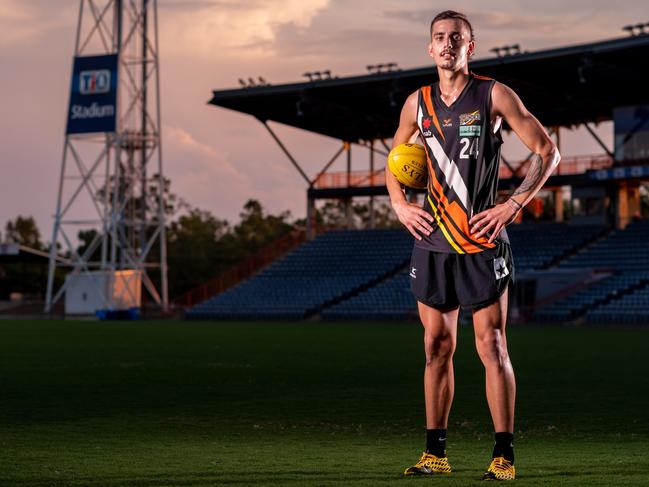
313, 154, 614, 189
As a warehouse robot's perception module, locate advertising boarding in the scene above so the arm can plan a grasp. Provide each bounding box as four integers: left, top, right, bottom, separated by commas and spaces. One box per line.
66, 54, 118, 134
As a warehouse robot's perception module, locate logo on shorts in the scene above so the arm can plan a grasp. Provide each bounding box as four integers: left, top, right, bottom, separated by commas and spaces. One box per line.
493, 257, 509, 280
410, 267, 417, 278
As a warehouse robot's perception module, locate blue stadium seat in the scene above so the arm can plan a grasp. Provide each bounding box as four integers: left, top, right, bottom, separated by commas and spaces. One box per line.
184, 220, 649, 322
535, 220, 649, 322
186, 229, 412, 319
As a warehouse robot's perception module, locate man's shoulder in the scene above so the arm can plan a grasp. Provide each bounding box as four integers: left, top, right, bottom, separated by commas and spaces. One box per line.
418, 82, 438, 91
490, 81, 519, 110
472, 72, 496, 83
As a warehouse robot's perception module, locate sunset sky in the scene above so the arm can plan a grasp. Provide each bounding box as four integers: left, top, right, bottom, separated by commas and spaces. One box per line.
1, 0, 647, 242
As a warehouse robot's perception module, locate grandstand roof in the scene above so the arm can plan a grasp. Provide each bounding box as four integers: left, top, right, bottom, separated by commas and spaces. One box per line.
209, 34, 649, 142
0, 244, 49, 264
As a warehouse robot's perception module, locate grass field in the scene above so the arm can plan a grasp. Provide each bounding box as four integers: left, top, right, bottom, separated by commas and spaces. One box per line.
1, 320, 648, 486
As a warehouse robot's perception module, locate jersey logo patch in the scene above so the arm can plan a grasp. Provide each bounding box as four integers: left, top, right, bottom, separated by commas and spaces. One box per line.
459, 110, 480, 125
493, 257, 509, 280
421, 117, 433, 136
459, 125, 481, 137
442, 118, 453, 127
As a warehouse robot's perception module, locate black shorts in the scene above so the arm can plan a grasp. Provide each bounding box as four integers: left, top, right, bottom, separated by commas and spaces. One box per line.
409, 242, 514, 310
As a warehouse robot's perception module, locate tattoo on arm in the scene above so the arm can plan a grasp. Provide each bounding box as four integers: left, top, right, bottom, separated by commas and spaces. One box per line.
512, 154, 543, 197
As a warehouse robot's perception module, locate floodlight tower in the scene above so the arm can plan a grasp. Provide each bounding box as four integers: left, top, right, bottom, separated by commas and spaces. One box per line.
45, 0, 168, 313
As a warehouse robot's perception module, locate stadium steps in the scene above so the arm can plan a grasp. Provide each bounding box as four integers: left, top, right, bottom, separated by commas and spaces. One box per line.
534, 220, 649, 322
507, 223, 606, 272
553, 219, 649, 273
534, 273, 648, 322
586, 279, 649, 325
175, 229, 306, 308
305, 257, 409, 319
321, 268, 414, 320
542, 225, 613, 270
185, 229, 413, 320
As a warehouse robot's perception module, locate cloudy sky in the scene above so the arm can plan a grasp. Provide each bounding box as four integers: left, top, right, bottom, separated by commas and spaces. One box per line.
0, 0, 647, 241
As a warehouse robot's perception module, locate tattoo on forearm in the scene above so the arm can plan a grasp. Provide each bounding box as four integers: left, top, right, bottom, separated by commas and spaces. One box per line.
512, 154, 543, 197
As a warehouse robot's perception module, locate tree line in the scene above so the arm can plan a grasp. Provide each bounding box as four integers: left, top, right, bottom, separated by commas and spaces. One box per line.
0, 196, 398, 301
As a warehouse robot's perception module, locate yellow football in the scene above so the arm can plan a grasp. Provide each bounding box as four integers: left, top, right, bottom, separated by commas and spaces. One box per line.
387, 143, 428, 189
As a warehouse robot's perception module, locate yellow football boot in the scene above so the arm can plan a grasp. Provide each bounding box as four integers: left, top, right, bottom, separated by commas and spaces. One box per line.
482, 456, 516, 480
404, 451, 452, 475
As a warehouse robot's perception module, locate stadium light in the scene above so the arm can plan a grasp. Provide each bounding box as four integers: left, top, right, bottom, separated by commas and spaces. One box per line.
622, 22, 649, 35
490, 44, 523, 58
367, 63, 400, 74
302, 70, 334, 82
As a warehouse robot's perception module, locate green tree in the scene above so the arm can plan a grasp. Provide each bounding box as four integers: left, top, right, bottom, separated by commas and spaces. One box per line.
232, 199, 294, 255
312, 199, 399, 229
5, 216, 43, 250
0, 216, 46, 298
166, 208, 231, 297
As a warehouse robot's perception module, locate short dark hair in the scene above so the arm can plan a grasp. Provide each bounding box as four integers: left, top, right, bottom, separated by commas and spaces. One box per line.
430, 10, 474, 41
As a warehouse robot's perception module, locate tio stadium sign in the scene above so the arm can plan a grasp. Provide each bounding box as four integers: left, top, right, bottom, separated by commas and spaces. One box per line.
66, 54, 118, 134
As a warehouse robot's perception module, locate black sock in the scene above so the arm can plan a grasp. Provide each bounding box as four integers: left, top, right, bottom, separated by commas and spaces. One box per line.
425, 428, 447, 457
492, 432, 514, 463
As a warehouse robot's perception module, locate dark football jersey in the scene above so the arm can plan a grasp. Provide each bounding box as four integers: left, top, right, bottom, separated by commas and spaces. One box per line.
416, 73, 509, 254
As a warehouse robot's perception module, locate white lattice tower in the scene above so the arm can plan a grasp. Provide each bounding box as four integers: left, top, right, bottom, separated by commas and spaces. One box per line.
45, 0, 168, 313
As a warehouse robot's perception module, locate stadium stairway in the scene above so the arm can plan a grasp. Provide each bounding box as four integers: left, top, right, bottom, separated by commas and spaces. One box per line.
321, 269, 414, 320
506, 222, 608, 271
533, 272, 648, 322
175, 230, 306, 309
533, 219, 649, 323
185, 229, 412, 320
587, 280, 649, 325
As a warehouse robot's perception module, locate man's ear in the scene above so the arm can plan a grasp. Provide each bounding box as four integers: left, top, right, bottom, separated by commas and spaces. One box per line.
467, 40, 476, 58
427, 41, 434, 59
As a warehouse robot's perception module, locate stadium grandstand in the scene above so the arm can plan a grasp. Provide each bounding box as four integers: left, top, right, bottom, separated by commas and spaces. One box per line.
187, 32, 649, 324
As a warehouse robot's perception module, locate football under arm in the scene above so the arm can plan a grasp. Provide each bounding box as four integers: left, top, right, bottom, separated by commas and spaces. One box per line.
494, 83, 561, 212
386, 92, 419, 207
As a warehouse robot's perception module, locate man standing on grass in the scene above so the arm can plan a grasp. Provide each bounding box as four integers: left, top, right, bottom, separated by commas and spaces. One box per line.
385, 10, 560, 480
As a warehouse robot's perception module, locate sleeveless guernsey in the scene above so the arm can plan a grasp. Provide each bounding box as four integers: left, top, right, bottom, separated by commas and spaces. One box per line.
416, 73, 508, 254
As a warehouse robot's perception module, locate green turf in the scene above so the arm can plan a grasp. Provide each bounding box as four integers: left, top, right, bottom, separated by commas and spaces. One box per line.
1, 320, 648, 486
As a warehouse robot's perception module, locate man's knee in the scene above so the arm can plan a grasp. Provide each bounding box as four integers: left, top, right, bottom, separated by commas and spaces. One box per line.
424, 331, 455, 366
475, 330, 509, 368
